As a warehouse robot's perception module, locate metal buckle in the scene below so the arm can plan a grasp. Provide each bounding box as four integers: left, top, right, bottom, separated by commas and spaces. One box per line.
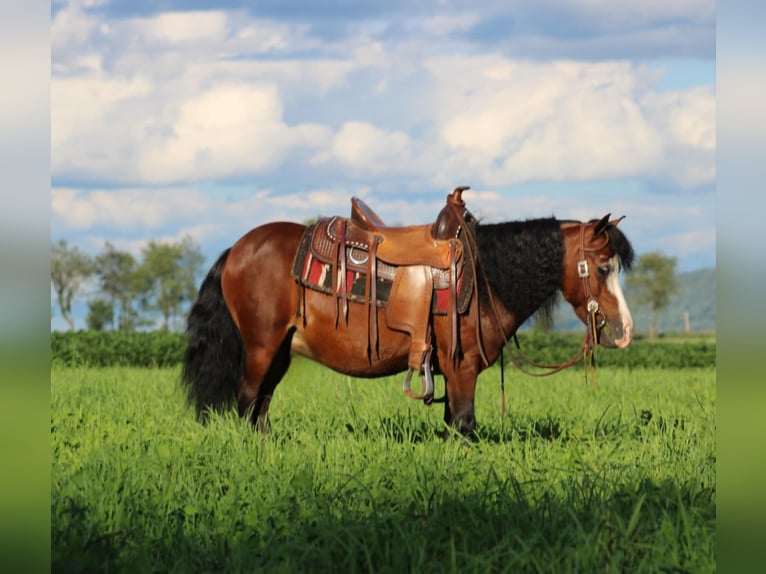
577, 260, 589, 278
348, 247, 368, 265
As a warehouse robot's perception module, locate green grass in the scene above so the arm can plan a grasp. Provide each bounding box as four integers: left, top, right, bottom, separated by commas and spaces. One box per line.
636, 331, 717, 344
51, 359, 716, 573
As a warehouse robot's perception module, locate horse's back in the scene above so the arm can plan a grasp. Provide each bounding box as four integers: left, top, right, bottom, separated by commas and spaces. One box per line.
227, 221, 305, 270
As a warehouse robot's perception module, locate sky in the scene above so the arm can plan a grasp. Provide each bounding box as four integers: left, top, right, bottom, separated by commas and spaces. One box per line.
50, 0, 716, 330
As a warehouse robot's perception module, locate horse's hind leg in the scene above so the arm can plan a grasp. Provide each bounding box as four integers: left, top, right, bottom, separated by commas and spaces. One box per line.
238, 328, 296, 431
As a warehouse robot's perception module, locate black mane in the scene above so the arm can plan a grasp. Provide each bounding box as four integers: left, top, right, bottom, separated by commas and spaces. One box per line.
475, 218, 563, 326
474, 217, 635, 326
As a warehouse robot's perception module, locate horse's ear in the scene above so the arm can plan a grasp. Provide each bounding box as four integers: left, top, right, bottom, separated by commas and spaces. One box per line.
593, 213, 611, 236
610, 215, 626, 227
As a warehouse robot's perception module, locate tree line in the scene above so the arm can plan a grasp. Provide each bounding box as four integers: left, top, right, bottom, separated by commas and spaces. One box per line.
51, 235, 679, 340
51, 236, 205, 332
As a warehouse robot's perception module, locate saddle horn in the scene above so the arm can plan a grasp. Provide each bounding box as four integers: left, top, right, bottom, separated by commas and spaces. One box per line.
450, 186, 470, 205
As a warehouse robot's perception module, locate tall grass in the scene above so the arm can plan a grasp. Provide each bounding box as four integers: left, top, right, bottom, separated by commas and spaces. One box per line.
51, 359, 715, 572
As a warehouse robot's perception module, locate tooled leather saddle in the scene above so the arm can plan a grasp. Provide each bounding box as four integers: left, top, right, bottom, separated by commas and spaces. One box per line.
291, 186, 478, 402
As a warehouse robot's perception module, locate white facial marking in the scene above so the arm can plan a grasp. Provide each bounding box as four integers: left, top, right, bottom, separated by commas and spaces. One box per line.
605, 254, 633, 347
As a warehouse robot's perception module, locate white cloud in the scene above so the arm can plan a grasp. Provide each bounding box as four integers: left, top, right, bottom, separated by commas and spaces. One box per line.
52, 73, 333, 184
52, 184, 373, 239
315, 122, 413, 174
53, 48, 714, 188
647, 87, 715, 151
51, 75, 154, 179
50, 5, 376, 184
418, 13, 482, 36
559, 0, 715, 26
128, 11, 229, 45
642, 86, 716, 187
51, 3, 97, 51
51, 0, 109, 70
665, 228, 716, 257
52, 187, 209, 230
426, 56, 714, 188
135, 83, 331, 183
50, 1, 715, 195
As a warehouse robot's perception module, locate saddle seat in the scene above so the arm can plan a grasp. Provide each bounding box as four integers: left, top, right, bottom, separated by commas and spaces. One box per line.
350, 198, 459, 269
352, 185, 470, 241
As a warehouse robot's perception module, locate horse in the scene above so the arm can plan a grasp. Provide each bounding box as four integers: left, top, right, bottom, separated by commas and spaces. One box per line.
181, 192, 635, 436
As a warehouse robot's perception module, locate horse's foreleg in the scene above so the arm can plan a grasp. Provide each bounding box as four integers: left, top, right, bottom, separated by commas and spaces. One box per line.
442, 373, 478, 437
441, 380, 455, 439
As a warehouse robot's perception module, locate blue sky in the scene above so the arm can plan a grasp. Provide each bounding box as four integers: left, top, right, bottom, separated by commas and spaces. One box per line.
50, 0, 715, 330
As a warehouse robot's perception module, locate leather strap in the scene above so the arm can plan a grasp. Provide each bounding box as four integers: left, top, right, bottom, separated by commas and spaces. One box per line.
339, 219, 348, 324
365, 235, 381, 361
447, 200, 488, 367
331, 219, 344, 327
449, 239, 459, 360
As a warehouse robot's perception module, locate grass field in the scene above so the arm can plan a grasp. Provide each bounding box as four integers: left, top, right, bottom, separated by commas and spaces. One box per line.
51, 358, 716, 572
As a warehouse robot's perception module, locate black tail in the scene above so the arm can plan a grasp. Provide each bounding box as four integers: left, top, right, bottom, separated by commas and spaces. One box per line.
181, 249, 243, 419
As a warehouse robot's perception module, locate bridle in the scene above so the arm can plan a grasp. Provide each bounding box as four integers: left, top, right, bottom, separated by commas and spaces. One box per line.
577, 221, 610, 349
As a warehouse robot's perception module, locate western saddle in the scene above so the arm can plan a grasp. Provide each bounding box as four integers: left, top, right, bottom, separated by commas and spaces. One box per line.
296, 186, 476, 402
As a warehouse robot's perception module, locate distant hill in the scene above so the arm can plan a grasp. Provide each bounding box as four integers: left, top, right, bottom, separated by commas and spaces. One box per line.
545, 267, 716, 334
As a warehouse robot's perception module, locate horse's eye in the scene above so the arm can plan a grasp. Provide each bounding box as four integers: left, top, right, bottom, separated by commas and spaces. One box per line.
597, 265, 610, 277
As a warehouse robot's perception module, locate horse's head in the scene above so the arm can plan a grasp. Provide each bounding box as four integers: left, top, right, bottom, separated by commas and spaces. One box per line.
560, 214, 635, 348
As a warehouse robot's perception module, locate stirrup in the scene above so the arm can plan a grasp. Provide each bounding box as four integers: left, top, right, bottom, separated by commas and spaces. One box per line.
402, 360, 435, 403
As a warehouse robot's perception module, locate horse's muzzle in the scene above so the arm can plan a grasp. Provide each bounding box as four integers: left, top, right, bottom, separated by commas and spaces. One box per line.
598, 318, 632, 349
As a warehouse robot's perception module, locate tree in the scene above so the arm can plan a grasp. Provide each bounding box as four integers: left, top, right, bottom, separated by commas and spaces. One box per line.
626, 251, 680, 341
303, 215, 323, 226
51, 240, 93, 330
86, 298, 114, 331
135, 236, 205, 331
178, 235, 206, 304
94, 242, 140, 331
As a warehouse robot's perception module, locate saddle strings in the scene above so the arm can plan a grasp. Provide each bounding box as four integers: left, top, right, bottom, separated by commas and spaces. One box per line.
365, 235, 381, 362
332, 218, 349, 328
